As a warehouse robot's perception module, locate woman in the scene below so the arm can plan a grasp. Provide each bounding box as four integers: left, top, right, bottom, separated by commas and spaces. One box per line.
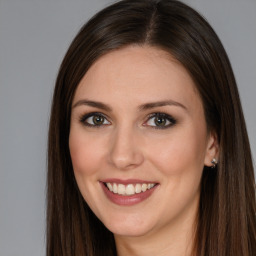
47, 0, 256, 255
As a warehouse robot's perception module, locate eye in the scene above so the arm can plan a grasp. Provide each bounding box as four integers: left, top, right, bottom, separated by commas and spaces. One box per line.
144, 113, 176, 129
80, 112, 111, 127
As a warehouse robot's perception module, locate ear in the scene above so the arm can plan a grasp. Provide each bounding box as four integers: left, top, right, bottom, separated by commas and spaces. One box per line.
204, 131, 219, 167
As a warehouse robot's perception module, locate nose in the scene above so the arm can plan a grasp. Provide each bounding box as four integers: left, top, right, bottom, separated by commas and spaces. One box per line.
108, 125, 144, 170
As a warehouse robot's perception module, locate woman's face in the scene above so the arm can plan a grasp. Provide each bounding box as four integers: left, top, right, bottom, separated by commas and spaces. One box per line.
69, 46, 217, 238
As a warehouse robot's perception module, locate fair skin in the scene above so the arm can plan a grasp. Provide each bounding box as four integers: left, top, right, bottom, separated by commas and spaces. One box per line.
69, 45, 218, 256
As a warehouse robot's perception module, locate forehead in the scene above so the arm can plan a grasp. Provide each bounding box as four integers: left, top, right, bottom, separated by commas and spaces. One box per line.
74, 45, 201, 111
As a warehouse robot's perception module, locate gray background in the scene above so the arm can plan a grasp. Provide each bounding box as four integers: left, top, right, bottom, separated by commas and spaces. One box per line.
0, 0, 255, 255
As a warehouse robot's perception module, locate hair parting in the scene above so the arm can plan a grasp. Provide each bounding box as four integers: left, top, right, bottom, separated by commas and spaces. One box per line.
47, 1, 256, 255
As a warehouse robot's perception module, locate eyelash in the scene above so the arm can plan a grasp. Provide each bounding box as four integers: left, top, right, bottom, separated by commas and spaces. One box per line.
79, 112, 110, 128
144, 113, 177, 129
79, 112, 177, 129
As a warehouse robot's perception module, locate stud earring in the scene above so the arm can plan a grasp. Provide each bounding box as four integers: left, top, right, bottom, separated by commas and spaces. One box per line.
211, 158, 218, 168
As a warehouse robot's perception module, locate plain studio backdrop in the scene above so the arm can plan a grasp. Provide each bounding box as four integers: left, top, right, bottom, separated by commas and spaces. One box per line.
0, 0, 255, 255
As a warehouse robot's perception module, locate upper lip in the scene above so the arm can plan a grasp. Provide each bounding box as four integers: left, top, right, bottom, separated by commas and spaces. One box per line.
100, 178, 158, 185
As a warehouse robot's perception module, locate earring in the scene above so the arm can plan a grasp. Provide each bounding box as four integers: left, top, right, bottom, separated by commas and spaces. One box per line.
211, 158, 218, 168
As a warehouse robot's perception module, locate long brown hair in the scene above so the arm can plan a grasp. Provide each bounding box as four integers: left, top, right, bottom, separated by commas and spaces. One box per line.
47, 0, 256, 255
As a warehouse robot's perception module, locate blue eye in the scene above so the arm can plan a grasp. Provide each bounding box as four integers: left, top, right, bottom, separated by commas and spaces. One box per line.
80, 113, 111, 127
145, 113, 176, 129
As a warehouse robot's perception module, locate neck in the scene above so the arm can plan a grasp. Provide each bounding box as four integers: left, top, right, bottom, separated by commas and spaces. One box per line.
114, 204, 198, 256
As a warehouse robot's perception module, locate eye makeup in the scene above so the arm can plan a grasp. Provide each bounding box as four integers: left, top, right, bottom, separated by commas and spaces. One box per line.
143, 112, 177, 129
79, 111, 177, 130
79, 112, 111, 128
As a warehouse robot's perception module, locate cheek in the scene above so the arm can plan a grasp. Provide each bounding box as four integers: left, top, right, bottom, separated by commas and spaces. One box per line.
69, 128, 104, 177
146, 125, 207, 177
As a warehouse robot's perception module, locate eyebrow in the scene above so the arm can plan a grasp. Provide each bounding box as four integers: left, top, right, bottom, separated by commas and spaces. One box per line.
72, 99, 187, 112
72, 100, 112, 112
139, 100, 187, 112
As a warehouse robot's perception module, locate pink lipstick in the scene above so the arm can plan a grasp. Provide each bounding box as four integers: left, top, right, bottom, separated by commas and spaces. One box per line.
100, 179, 159, 206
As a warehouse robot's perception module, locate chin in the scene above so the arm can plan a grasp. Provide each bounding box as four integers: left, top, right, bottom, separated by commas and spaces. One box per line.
103, 215, 154, 237
110, 226, 151, 238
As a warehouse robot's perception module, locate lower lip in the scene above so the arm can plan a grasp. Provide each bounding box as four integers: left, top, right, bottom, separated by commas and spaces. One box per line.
100, 182, 158, 206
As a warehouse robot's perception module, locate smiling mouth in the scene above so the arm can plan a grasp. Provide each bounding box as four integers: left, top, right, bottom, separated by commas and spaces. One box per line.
100, 180, 159, 206
103, 182, 157, 196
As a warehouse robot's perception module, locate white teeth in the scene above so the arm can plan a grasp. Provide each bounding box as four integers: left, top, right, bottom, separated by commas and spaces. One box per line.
135, 183, 142, 193
126, 184, 135, 195
105, 182, 156, 196
117, 184, 126, 195
113, 183, 118, 193
106, 183, 113, 192
141, 183, 147, 192
147, 183, 154, 189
